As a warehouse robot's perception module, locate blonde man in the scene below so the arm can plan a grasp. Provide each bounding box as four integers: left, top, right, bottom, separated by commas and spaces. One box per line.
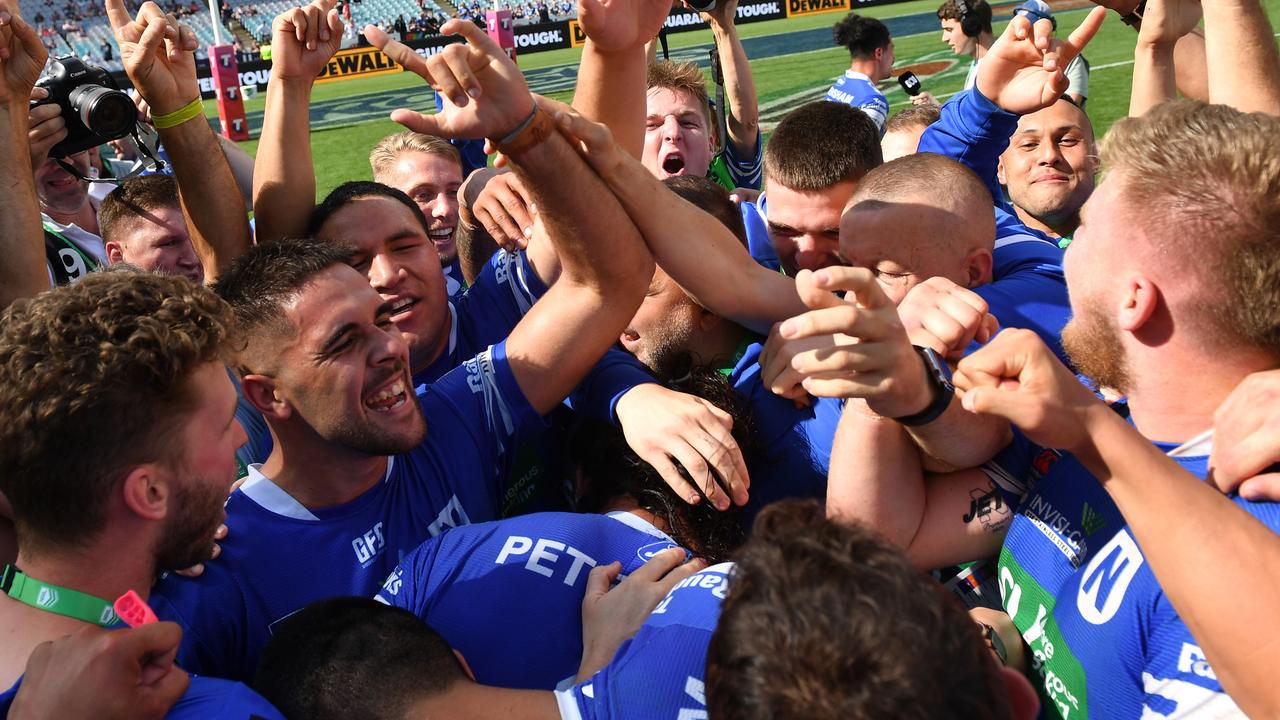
370, 131, 466, 297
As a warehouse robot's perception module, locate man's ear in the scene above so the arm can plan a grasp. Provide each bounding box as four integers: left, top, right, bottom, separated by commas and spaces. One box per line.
696, 306, 726, 333
120, 465, 169, 523
1118, 275, 1159, 334
996, 156, 1008, 186
105, 240, 125, 266
964, 247, 994, 288
453, 649, 476, 682
242, 374, 291, 421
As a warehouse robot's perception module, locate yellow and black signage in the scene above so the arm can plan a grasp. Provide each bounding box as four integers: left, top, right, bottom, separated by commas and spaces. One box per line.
569, 19, 587, 48
317, 46, 401, 83
786, 0, 849, 16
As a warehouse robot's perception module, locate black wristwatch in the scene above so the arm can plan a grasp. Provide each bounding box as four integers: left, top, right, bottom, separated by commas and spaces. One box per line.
1120, 0, 1145, 29
891, 346, 955, 427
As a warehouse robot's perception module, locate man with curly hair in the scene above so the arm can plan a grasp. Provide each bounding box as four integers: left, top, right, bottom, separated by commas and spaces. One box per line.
0, 270, 282, 717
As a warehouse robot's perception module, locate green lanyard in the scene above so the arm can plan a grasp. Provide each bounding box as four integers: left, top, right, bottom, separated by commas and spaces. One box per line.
0, 565, 122, 627
42, 221, 99, 273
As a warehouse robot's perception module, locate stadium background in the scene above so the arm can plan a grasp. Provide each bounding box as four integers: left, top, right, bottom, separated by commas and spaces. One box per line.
51, 0, 1280, 198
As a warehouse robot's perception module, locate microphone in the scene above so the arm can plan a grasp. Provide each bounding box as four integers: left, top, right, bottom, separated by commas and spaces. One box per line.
897, 71, 922, 97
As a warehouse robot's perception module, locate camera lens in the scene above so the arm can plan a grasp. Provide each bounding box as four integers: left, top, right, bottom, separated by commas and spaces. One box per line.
69, 85, 137, 140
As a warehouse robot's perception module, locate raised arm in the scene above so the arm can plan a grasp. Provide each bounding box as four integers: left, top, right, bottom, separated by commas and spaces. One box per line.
957, 329, 1280, 719
0, 0, 49, 307
703, 0, 760, 166
370, 21, 652, 415
543, 104, 812, 335
570, 0, 671, 156
1128, 0, 1201, 116
106, 0, 251, 283
1202, 0, 1280, 113
252, 0, 344, 244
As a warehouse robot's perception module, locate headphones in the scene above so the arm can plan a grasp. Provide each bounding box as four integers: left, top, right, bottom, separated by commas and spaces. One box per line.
955, 0, 983, 38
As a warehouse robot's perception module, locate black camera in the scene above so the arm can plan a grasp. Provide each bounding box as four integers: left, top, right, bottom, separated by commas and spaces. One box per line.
686, 0, 717, 11
33, 56, 138, 159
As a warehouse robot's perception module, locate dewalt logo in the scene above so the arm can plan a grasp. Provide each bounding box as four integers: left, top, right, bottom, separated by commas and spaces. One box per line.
317, 47, 401, 83
786, 0, 849, 16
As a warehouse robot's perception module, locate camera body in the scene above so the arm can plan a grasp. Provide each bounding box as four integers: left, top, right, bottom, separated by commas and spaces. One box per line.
33, 56, 138, 159
686, 0, 717, 12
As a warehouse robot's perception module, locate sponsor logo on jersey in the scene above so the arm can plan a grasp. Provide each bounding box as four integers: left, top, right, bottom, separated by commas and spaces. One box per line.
1080, 502, 1106, 536
637, 540, 679, 563
428, 495, 472, 537
678, 677, 708, 720
1176, 643, 1218, 681
352, 521, 387, 568
1024, 493, 1090, 567
1076, 530, 1143, 625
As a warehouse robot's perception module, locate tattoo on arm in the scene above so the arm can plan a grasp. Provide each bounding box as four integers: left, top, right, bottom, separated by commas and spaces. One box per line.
962, 481, 1012, 533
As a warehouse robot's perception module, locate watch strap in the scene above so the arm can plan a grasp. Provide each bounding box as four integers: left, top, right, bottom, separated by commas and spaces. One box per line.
892, 346, 955, 427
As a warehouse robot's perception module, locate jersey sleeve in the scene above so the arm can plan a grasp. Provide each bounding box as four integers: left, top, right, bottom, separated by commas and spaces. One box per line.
566, 348, 658, 424
373, 536, 443, 615
151, 566, 257, 682
423, 340, 546, 499
559, 627, 714, 720
917, 87, 1019, 213
717, 128, 763, 191
452, 250, 542, 361
741, 200, 782, 272
972, 266, 1071, 367
858, 96, 889, 135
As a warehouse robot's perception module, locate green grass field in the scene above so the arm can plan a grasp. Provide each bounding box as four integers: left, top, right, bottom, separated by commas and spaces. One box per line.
229, 0, 1280, 200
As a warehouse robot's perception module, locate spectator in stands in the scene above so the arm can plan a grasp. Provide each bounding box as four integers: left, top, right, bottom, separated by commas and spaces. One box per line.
881, 103, 940, 161
101, 39, 113, 61
826, 13, 894, 134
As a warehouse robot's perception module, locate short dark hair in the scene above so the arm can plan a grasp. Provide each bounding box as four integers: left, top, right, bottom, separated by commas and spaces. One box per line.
662, 176, 748, 248
307, 181, 431, 239
937, 0, 992, 35
212, 238, 353, 374
98, 174, 182, 245
706, 500, 1013, 720
573, 372, 758, 563
0, 271, 233, 554
254, 597, 465, 720
885, 104, 942, 134
833, 13, 891, 59
764, 102, 883, 191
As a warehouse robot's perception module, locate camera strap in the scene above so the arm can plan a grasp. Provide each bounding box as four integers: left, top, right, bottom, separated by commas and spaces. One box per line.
53, 124, 169, 187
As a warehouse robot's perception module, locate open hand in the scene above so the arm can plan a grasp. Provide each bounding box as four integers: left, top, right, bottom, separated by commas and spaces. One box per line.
368, 18, 533, 141
577, 548, 706, 681
615, 383, 750, 510
106, 0, 200, 116
976, 6, 1107, 115
269, 0, 345, 82
0, 2, 46, 107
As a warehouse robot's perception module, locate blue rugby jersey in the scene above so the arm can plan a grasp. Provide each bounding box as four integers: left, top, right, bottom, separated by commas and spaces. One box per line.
557, 563, 732, 720
375, 511, 681, 690
998, 438, 1266, 718
153, 342, 542, 682
0, 675, 283, 719
740, 196, 781, 273
917, 88, 1073, 367
727, 342, 835, 525
825, 70, 890, 134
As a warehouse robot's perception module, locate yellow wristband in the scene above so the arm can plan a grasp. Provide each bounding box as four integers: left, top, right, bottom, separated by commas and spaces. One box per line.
152, 98, 204, 129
